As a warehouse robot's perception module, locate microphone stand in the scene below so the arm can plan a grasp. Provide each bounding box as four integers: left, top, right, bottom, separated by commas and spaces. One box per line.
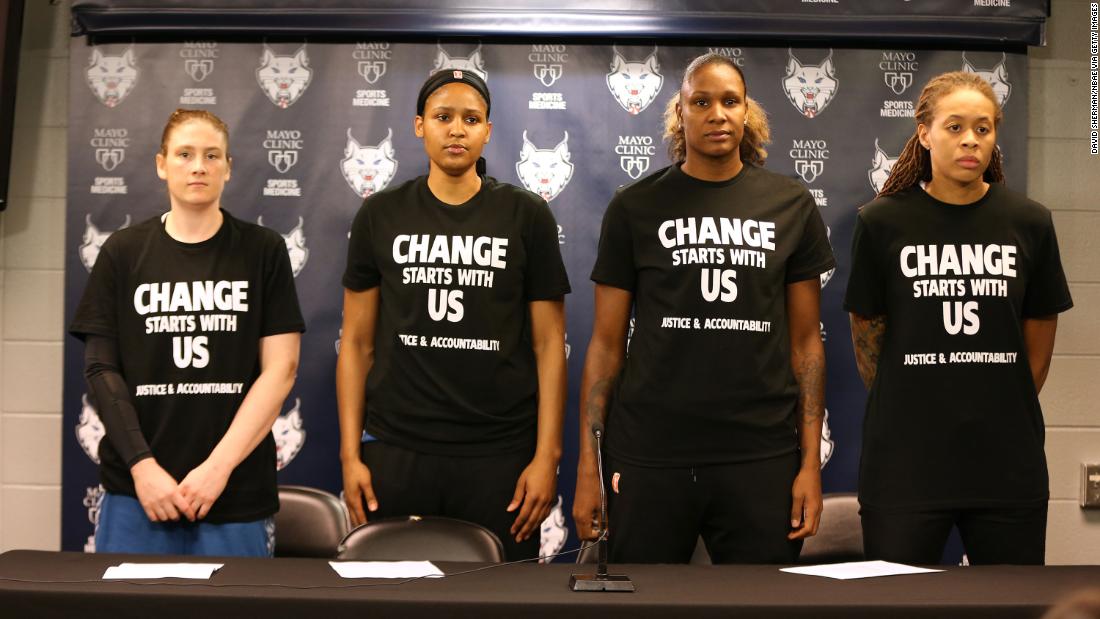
570, 426, 634, 592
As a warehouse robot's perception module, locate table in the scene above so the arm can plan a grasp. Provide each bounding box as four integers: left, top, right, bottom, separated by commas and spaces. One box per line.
1, 550, 1097, 618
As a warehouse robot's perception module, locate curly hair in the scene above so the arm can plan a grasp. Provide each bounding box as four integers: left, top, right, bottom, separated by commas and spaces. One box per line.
159, 108, 231, 158
663, 53, 770, 166
878, 71, 1004, 198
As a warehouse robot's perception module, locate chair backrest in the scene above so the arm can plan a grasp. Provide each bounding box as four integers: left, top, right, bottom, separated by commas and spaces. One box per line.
337, 515, 505, 562
274, 485, 351, 558
576, 536, 711, 564
798, 492, 864, 564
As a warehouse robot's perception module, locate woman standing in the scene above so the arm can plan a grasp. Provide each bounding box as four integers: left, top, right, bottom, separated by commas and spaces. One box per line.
573, 53, 833, 563
846, 71, 1072, 564
70, 109, 304, 556
337, 70, 570, 561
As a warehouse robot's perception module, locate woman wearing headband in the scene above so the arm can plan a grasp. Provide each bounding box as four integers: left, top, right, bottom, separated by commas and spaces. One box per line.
337, 70, 570, 561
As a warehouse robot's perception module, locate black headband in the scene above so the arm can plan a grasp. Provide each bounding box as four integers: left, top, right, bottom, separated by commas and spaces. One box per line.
416, 69, 491, 118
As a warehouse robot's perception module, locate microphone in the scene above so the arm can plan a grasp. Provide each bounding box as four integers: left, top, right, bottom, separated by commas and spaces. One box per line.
570, 421, 634, 592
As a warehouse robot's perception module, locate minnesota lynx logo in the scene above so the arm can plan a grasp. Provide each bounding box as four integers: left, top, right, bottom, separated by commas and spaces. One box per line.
258, 216, 309, 277
273, 398, 306, 470
256, 44, 313, 109
431, 43, 487, 80
868, 139, 898, 194
783, 49, 838, 119
83, 485, 105, 553
79, 213, 130, 272
75, 394, 106, 463
820, 409, 835, 468
962, 52, 1012, 107
539, 495, 568, 563
606, 46, 663, 115
86, 47, 138, 108
516, 131, 574, 202
341, 128, 398, 198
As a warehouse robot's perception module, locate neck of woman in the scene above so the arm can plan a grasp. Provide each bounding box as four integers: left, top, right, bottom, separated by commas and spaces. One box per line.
165, 203, 224, 243
924, 177, 990, 205
681, 152, 744, 182
427, 165, 482, 205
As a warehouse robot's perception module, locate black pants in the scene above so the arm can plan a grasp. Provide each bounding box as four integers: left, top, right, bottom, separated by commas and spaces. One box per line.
360, 440, 540, 561
605, 451, 802, 564
861, 503, 1047, 565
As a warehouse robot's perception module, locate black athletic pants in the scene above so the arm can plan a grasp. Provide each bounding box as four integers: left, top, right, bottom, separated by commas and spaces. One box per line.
360, 440, 540, 561
605, 451, 803, 564
861, 503, 1047, 565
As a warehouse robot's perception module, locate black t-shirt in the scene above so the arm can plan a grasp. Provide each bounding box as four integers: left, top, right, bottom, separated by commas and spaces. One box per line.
343, 175, 571, 456
844, 184, 1073, 511
70, 210, 305, 523
591, 164, 835, 466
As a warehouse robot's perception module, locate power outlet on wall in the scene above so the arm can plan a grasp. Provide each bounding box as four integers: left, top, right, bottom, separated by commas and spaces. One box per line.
1082, 464, 1100, 509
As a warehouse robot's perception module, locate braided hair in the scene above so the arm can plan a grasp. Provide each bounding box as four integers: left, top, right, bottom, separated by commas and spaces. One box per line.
878, 71, 1004, 198
663, 53, 771, 166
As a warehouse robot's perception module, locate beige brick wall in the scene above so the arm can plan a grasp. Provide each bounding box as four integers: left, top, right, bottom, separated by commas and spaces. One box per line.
0, 0, 1096, 561
0, 0, 69, 551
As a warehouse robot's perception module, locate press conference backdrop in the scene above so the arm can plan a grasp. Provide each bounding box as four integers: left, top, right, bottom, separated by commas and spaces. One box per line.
62, 39, 1028, 557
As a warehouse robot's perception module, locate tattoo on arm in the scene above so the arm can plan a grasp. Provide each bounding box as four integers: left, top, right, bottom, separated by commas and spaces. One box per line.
850, 315, 886, 390
584, 375, 619, 448
793, 352, 825, 428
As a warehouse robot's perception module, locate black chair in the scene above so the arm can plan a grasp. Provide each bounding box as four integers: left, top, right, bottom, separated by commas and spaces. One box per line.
337, 515, 505, 563
274, 485, 351, 558
576, 535, 711, 564
798, 492, 864, 564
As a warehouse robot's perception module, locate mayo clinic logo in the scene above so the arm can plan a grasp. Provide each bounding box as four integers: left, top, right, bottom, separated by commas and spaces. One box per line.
91, 127, 129, 172
707, 47, 746, 67
180, 41, 218, 82
790, 139, 829, 184
83, 485, 105, 552
263, 129, 303, 174
355, 42, 391, 84
880, 51, 918, 95
530, 44, 567, 87
615, 135, 656, 180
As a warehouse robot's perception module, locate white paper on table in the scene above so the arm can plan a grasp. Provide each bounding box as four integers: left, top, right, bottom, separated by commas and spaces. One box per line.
102, 562, 224, 580
328, 560, 444, 579
780, 560, 943, 580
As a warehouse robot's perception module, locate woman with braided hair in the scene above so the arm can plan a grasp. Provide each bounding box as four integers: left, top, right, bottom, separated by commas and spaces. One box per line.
573, 52, 833, 563
845, 71, 1072, 564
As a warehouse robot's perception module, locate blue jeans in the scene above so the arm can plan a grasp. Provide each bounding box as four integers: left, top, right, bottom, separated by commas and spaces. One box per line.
95, 493, 274, 557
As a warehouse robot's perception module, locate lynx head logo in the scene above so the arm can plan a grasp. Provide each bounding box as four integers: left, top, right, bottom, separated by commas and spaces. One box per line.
185, 59, 214, 82
820, 408, 835, 468
86, 47, 138, 108
75, 394, 106, 464
868, 139, 898, 195
432, 43, 487, 81
256, 44, 313, 109
820, 226, 836, 289
606, 46, 663, 115
539, 495, 568, 563
273, 398, 306, 470
95, 148, 125, 172
341, 128, 398, 198
783, 49, 838, 119
79, 213, 130, 272
962, 52, 1012, 107
516, 131, 574, 202
258, 216, 309, 277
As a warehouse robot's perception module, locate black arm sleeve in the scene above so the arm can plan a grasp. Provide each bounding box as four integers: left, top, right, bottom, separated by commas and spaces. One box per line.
84, 334, 152, 467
